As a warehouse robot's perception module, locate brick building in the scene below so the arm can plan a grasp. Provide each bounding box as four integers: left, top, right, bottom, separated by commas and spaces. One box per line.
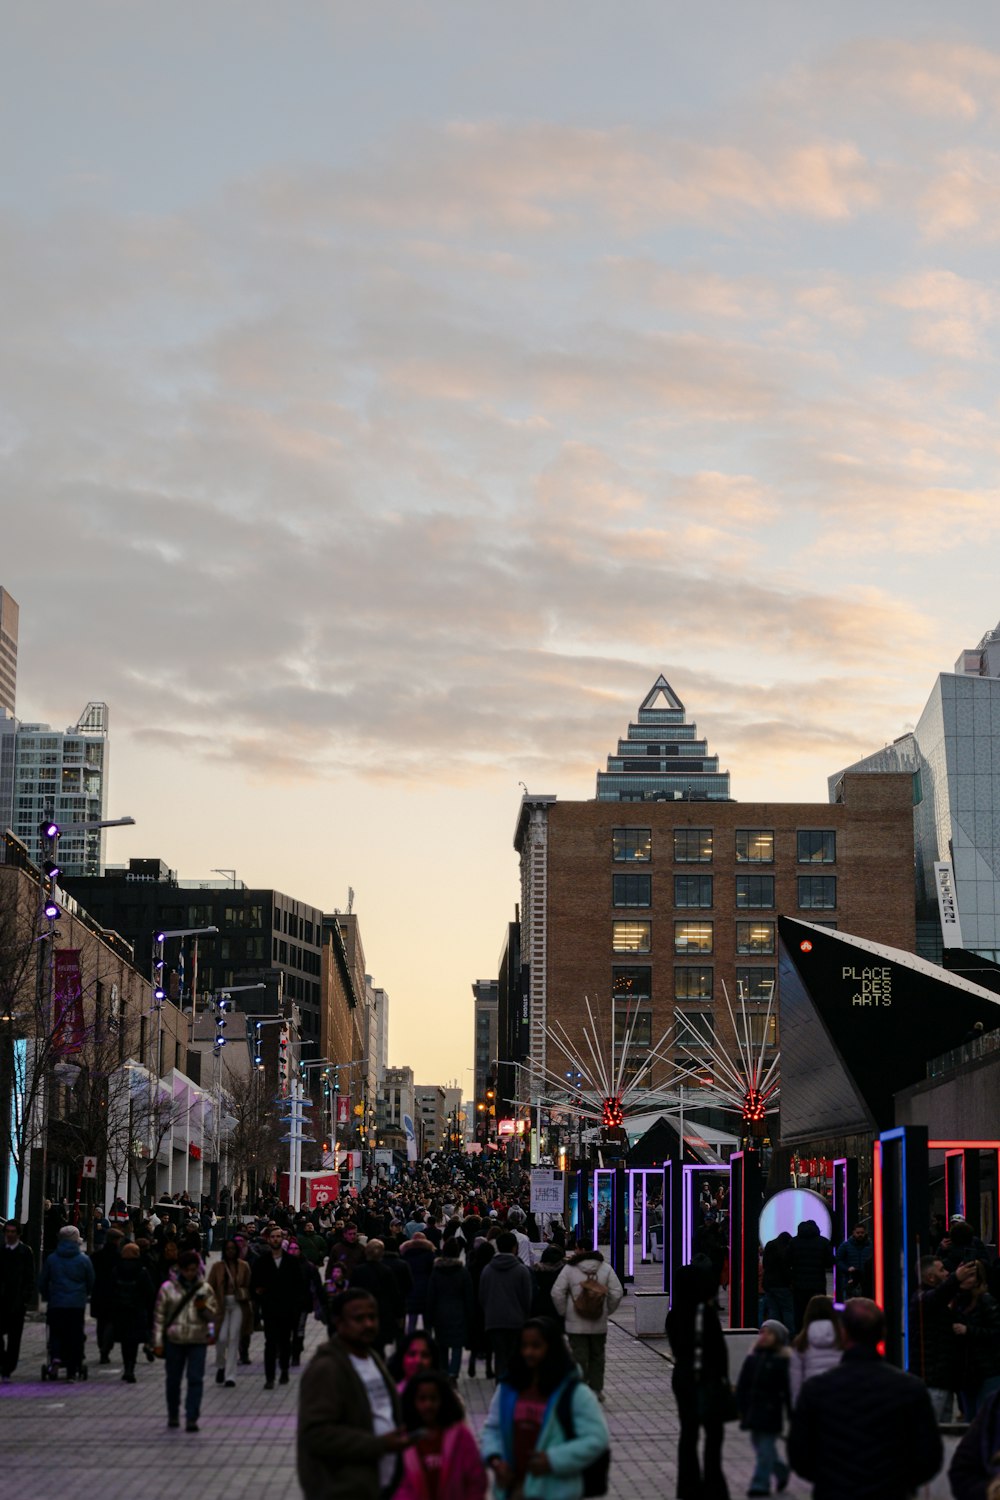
512, 680, 916, 1104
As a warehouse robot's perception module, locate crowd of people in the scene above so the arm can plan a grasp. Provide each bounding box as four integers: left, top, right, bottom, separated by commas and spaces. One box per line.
8, 1161, 1000, 1498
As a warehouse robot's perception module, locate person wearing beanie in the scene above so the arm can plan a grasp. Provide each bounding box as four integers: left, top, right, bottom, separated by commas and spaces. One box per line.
736, 1319, 792, 1496
38, 1224, 95, 1380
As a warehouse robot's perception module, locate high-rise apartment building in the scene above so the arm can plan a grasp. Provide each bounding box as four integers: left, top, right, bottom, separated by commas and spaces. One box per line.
830, 619, 1000, 964
472, 978, 498, 1106
13, 702, 109, 875
596, 675, 731, 802
0, 587, 18, 716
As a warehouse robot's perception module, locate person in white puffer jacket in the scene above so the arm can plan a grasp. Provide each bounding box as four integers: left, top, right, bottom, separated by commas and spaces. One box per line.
789, 1295, 843, 1405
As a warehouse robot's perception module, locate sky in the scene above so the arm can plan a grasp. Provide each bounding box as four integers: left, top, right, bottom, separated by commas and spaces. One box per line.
4, 2, 1000, 1086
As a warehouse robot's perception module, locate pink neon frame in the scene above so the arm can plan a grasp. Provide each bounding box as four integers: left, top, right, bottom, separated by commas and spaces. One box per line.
930, 1139, 1000, 1248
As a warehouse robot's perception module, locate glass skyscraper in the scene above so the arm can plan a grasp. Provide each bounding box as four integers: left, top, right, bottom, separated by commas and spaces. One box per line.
595, 675, 732, 802
12, 702, 110, 875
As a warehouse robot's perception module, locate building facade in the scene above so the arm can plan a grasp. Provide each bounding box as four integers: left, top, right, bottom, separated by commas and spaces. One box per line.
596, 675, 731, 802
12, 702, 110, 875
830, 620, 1000, 966
472, 978, 498, 1109
515, 713, 915, 1107
0, 586, 18, 717
414, 1084, 447, 1153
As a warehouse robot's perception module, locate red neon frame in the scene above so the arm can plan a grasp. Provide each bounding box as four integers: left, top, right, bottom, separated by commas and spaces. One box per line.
929, 1139, 1000, 1249
873, 1141, 884, 1310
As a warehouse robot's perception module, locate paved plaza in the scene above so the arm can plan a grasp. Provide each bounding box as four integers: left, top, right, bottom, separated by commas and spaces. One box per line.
0, 1279, 956, 1499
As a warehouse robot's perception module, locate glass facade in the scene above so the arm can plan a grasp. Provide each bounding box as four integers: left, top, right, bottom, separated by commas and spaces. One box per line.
596, 676, 731, 802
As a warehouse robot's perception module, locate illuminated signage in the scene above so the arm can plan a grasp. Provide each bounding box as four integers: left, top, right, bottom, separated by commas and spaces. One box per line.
842, 965, 892, 1007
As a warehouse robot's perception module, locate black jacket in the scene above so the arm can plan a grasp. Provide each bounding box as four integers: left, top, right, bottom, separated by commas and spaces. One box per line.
787, 1346, 942, 1500
788, 1223, 832, 1294
909, 1271, 960, 1389
761, 1235, 792, 1291
737, 1348, 791, 1434
426, 1259, 475, 1347
254, 1251, 307, 1320
348, 1260, 405, 1344
0, 1241, 35, 1310
954, 1291, 1000, 1391
110, 1260, 156, 1342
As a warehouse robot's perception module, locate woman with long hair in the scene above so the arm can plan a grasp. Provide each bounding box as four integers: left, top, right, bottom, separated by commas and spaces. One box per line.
665, 1256, 731, 1499
789, 1294, 842, 1405
397, 1371, 487, 1500
388, 1328, 444, 1395
479, 1317, 609, 1500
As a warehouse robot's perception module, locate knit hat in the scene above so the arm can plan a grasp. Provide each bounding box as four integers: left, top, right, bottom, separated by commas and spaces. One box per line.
59, 1225, 82, 1244
760, 1319, 789, 1346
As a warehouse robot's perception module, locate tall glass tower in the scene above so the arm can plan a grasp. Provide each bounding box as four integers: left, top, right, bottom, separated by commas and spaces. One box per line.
13, 702, 110, 874
595, 675, 732, 802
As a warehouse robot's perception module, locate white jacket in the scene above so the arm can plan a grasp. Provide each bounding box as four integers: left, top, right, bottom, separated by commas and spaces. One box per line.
789, 1319, 843, 1403
550, 1253, 624, 1335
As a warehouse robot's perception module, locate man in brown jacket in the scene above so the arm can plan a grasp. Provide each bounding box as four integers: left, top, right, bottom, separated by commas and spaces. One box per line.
298, 1288, 414, 1500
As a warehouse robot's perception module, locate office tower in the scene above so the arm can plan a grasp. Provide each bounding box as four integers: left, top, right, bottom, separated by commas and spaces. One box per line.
596, 675, 731, 801
0, 587, 18, 716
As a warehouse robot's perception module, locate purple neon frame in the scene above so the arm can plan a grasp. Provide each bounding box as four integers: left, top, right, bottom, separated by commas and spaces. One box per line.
625, 1167, 666, 1278
682, 1163, 729, 1265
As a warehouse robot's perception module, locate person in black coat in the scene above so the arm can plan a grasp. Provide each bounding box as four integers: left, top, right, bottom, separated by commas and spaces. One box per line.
530, 1246, 566, 1329
910, 1254, 975, 1421
736, 1320, 791, 1496
349, 1240, 405, 1355
949, 1385, 1000, 1499
253, 1226, 308, 1389
467, 1238, 495, 1379
788, 1220, 833, 1333
0, 1221, 35, 1379
400, 1233, 436, 1333
110, 1242, 155, 1382
90, 1228, 124, 1362
788, 1298, 942, 1500
665, 1255, 731, 1500
425, 1240, 475, 1380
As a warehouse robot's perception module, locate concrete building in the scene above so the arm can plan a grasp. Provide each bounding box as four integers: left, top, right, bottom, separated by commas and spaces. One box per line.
0, 586, 17, 716
514, 678, 916, 1105
13, 702, 110, 875
830, 619, 1000, 965
414, 1084, 447, 1153
472, 977, 498, 1108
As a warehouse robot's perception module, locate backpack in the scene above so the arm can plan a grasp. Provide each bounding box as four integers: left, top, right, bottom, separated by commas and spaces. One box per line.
556, 1379, 610, 1497
572, 1268, 608, 1321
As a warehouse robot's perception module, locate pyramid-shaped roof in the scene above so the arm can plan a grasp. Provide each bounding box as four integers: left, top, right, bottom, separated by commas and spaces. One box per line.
595, 676, 731, 802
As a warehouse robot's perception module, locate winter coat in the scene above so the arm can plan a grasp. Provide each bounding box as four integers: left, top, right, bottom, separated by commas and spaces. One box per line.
550, 1253, 623, 1337
834, 1236, 873, 1280
761, 1235, 792, 1291
478, 1253, 533, 1331
736, 1347, 791, 1434
530, 1265, 565, 1327
0, 1241, 35, 1310
110, 1259, 156, 1343
396, 1422, 487, 1500
208, 1255, 251, 1307
90, 1241, 121, 1316
297, 1335, 402, 1500
787, 1345, 942, 1500
255, 1251, 308, 1321
954, 1291, 1000, 1392
152, 1273, 219, 1346
401, 1238, 436, 1315
789, 1319, 842, 1404
480, 1374, 609, 1500
788, 1222, 832, 1294
909, 1271, 961, 1389
950, 1386, 1000, 1500
39, 1240, 95, 1310
350, 1260, 406, 1346
426, 1259, 476, 1349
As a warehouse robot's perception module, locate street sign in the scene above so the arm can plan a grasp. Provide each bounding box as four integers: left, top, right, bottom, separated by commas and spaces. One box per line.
530, 1168, 565, 1213
82, 1156, 98, 1180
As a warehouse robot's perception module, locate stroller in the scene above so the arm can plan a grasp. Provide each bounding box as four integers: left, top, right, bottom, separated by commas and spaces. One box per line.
41, 1310, 89, 1381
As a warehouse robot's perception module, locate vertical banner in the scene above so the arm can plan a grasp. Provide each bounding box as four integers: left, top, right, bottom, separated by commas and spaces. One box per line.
53, 949, 85, 1055
336, 1095, 350, 1127
934, 861, 964, 947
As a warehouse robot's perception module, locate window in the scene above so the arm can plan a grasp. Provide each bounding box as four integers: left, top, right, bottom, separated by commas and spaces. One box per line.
736, 967, 776, 1002
674, 828, 713, 863
676, 1011, 715, 1049
675, 921, 713, 954
612, 920, 651, 953
746, 1012, 777, 1048
736, 830, 774, 863
612, 966, 651, 1001
675, 966, 713, 1001
613, 827, 652, 862
736, 921, 775, 955
798, 830, 836, 864
613, 874, 651, 907
798, 876, 837, 909
674, 874, 713, 908
614, 1008, 652, 1049
735, 875, 774, 909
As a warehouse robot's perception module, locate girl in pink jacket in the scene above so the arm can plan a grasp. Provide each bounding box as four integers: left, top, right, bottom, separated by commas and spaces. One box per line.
398, 1372, 487, 1500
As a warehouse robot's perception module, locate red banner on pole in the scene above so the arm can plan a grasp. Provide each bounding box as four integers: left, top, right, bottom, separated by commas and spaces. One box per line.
336, 1096, 350, 1126
53, 949, 85, 1055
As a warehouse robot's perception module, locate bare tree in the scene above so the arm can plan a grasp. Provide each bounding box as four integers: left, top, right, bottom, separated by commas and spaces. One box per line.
223, 1061, 281, 1207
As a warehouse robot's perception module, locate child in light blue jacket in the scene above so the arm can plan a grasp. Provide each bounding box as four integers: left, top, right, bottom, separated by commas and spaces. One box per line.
479, 1316, 610, 1500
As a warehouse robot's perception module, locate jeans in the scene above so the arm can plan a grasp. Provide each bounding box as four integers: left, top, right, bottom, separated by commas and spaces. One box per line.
749, 1432, 788, 1494
489, 1328, 521, 1383
443, 1344, 463, 1378
120, 1335, 140, 1376
164, 1341, 206, 1422
568, 1332, 608, 1394
927, 1386, 954, 1423
406, 1311, 424, 1334
215, 1297, 241, 1383
263, 1314, 293, 1382
673, 1373, 730, 1499
763, 1288, 794, 1334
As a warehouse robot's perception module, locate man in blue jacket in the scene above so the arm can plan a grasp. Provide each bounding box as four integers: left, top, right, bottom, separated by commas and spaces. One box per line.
38, 1224, 95, 1380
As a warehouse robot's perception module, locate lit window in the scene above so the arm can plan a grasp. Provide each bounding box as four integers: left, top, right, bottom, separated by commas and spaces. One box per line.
613, 966, 651, 1001
798, 831, 836, 864
736, 967, 775, 1002
674, 966, 713, 1001
674, 921, 713, 954
735, 830, 774, 863
612, 921, 651, 953
674, 828, 713, 863
612, 828, 652, 862
736, 922, 775, 955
